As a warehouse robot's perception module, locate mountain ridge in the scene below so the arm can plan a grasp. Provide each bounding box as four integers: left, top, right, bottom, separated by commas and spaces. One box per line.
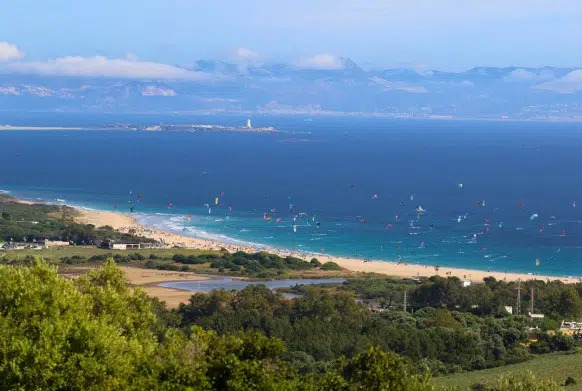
1, 60, 582, 119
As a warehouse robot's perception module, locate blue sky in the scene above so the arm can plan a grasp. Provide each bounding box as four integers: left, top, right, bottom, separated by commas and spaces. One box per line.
2, 0, 582, 71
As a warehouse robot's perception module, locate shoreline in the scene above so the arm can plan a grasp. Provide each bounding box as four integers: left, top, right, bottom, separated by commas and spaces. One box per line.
0, 125, 84, 131
69, 205, 580, 284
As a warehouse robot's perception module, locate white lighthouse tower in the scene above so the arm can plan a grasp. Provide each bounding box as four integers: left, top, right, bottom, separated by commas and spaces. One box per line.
246, 119, 252, 129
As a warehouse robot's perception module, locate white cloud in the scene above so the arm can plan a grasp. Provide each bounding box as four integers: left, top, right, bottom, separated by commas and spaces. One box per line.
0, 41, 24, 62
295, 54, 343, 70
369, 76, 428, 93
504, 68, 555, 82
534, 70, 582, 93
0, 55, 211, 80
233, 47, 261, 61
124, 52, 139, 62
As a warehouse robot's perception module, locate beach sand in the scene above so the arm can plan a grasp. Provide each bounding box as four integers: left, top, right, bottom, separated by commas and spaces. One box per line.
121, 267, 210, 308
75, 208, 580, 285
59, 266, 209, 308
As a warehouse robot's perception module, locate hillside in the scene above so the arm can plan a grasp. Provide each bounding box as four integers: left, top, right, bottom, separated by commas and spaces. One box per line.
435, 352, 582, 390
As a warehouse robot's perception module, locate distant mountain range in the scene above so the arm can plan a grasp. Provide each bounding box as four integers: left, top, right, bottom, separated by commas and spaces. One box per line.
2, 59, 582, 119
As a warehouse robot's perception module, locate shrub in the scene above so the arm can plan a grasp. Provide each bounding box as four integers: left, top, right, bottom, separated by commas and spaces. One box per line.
310, 258, 322, 267
321, 261, 341, 271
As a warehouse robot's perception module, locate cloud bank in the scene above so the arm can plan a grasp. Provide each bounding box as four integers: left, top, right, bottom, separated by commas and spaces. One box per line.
1, 55, 211, 80
0, 41, 24, 62
534, 70, 582, 93
295, 54, 343, 70
503, 68, 555, 82
233, 47, 261, 61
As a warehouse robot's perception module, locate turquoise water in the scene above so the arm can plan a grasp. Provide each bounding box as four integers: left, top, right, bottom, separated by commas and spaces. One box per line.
2, 114, 582, 277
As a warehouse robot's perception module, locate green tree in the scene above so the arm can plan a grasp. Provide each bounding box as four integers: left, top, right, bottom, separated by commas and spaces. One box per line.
0, 259, 156, 390
338, 346, 435, 391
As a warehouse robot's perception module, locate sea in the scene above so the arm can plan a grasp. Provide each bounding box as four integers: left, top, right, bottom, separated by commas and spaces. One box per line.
2, 112, 582, 277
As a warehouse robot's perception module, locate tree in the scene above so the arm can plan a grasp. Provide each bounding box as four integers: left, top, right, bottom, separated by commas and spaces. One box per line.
338, 346, 435, 391
310, 258, 322, 268
0, 258, 157, 390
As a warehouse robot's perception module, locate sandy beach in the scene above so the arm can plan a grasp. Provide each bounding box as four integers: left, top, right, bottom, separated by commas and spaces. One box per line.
75, 208, 580, 285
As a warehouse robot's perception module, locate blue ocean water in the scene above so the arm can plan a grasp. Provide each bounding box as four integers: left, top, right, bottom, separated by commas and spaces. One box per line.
2, 113, 582, 277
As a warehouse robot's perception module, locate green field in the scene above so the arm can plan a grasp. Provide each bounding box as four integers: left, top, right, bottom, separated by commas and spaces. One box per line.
0, 246, 215, 261
434, 352, 582, 390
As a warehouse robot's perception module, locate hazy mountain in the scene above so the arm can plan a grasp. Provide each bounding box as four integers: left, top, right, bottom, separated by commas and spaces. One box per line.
1, 59, 582, 119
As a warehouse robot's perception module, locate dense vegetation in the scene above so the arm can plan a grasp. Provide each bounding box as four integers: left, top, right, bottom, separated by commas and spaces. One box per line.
179, 285, 567, 375
0, 259, 439, 390
332, 275, 582, 323
0, 196, 153, 245
0, 259, 569, 390
139, 251, 341, 278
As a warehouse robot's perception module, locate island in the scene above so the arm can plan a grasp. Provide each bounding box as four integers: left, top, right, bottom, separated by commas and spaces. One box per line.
111, 119, 278, 133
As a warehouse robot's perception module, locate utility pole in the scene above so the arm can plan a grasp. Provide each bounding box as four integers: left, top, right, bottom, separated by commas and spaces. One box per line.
403, 290, 407, 313
530, 287, 534, 314
516, 279, 521, 315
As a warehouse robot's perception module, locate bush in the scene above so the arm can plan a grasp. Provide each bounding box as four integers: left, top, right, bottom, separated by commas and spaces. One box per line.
310, 258, 322, 267
530, 333, 575, 354
321, 261, 341, 271
565, 377, 577, 387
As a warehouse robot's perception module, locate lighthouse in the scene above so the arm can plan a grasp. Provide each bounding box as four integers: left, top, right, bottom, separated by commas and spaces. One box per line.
246, 119, 252, 129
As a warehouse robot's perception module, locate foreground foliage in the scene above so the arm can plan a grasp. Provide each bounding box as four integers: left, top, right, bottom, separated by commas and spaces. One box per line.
0, 259, 571, 390
0, 259, 435, 390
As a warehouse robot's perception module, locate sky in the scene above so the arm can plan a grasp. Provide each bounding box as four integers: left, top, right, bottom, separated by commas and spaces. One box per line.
1, 0, 582, 71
